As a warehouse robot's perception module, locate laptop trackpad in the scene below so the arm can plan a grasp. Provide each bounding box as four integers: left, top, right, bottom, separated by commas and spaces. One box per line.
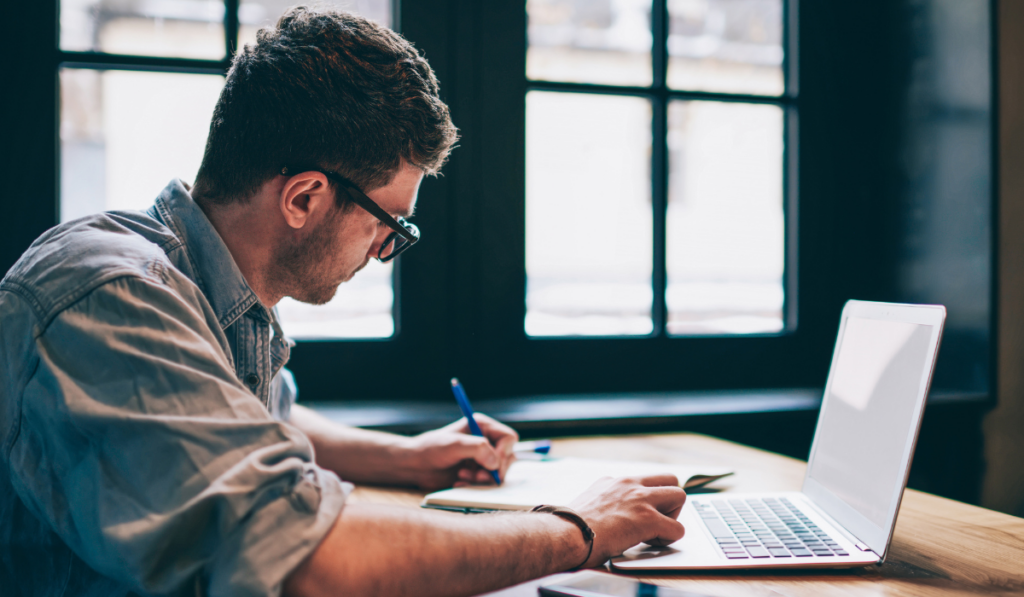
612, 506, 721, 569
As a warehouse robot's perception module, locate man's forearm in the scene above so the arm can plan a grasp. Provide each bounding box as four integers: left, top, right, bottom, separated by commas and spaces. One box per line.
284, 503, 588, 597
288, 404, 418, 486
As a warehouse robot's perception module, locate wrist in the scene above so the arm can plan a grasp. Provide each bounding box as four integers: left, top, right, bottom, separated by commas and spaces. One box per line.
388, 435, 424, 484
532, 505, 596, 569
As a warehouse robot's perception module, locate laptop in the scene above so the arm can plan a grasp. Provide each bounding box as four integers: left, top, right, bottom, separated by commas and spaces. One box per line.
611, 300, 946, 571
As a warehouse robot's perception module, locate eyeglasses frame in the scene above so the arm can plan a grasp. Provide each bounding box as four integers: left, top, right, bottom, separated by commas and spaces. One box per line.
281, 166, 420, 263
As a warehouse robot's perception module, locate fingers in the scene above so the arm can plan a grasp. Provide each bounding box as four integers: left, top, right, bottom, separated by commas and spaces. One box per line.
451, 413, 517, 479
639, 482, 686, 546
440, 433, 502, 470
636, 474, 681, 488
452, 461, 502, 486
474, 415, 518, 473
644, 485, 688, 513
474, 413, 519, 445
417, 414, 520, 488
644, 515, 686, 547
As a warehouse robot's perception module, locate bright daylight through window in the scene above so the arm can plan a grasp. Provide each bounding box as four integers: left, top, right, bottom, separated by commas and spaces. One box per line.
58, 0, 394, 340
525, 0, 787, 337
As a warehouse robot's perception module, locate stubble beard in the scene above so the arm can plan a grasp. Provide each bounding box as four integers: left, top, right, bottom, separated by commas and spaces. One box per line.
273, 212, 345, 306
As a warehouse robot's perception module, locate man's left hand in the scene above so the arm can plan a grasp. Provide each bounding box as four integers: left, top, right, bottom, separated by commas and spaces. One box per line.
399, 414, 518, 491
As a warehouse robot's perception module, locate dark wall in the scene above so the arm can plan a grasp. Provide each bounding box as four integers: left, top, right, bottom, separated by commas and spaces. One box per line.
1, 2, 59, 274
799, 0, 993, 398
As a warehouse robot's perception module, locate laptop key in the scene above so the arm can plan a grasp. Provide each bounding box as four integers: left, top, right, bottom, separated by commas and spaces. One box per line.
745, 547, 771, 558
703, 519, 733, 538
790, 548, 812, 557
835, 550, 849, 556
768, 548, 791, 557
725, 553, 750, 559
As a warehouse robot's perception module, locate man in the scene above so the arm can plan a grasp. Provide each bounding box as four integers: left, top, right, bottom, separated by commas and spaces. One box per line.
0, 7, 687, 596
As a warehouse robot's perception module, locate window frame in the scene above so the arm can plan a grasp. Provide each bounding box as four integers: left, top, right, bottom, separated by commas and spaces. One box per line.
4, 0, 995, 408
523, 0, 797, 340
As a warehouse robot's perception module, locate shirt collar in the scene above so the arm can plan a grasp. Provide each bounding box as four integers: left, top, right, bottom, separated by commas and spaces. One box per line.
153, 179, 270, 329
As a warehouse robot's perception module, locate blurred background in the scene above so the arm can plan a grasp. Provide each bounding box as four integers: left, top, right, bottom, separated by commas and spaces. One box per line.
7, 0, 1024, 518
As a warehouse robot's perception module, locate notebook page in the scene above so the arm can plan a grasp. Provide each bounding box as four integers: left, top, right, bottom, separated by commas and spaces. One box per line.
422, 457, 732, 511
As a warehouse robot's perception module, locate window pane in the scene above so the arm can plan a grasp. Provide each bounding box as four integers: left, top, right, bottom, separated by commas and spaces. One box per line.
60, 0, 225, 59
667, 0, 783, 96
526, 91, 653, 336
666, 100, 784, 335
527, 0, 653, 87
239, 0, 392, 48
276, 261, 394, 339
60, 69, 223, 220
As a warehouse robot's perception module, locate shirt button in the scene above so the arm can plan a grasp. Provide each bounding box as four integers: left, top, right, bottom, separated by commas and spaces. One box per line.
245, 373, 260, 387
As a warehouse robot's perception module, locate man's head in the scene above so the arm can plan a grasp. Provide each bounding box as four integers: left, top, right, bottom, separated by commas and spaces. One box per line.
191, 6, 457, 306
193, 5, 457, 204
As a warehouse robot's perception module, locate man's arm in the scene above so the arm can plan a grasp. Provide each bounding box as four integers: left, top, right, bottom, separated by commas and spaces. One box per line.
284, 475, 687, 597
5, 275, 348, 596
289, 403, 518, 490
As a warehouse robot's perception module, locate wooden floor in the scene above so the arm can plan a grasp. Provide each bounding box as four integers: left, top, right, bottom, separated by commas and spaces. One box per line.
349, 433, 1024, 597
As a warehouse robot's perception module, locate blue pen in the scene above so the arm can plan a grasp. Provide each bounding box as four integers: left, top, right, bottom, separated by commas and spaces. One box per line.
514, 439, 552, 455
450, 378, 502, 485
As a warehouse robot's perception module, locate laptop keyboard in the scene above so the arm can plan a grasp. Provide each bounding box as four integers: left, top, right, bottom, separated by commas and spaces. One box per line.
693, 497, 850, 559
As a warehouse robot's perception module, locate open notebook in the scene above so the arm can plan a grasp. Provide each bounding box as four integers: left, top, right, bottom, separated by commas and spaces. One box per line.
421, 457, 733, 512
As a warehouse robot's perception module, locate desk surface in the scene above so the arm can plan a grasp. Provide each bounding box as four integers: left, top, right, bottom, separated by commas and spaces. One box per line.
348, 433, 1024, 597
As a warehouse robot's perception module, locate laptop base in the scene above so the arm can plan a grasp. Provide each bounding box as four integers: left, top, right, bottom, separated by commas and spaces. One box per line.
610, 493, 879, 571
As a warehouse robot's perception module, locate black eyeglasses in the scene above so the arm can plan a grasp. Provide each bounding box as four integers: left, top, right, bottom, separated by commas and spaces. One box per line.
281, 166, 420, 263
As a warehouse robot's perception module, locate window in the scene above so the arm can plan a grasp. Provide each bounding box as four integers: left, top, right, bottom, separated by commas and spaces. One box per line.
525, 0, 791, 337
10, 1, 994, 406
57, 0, 395, 341
52, 0, 799, 399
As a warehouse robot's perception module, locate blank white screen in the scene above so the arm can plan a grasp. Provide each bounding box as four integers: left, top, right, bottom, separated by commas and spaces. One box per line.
808, 317, 934, 529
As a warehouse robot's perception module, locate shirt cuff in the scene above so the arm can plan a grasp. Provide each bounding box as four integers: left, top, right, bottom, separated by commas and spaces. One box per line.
205, 465, 353, 597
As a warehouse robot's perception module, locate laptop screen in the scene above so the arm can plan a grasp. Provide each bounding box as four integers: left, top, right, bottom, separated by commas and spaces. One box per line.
805, 315, 938, 537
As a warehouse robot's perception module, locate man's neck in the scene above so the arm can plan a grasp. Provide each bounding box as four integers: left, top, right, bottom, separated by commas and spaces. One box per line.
197, 199, 283, 308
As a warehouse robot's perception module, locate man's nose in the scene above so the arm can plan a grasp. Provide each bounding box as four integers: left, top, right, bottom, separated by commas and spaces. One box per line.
368, 227, 391, 259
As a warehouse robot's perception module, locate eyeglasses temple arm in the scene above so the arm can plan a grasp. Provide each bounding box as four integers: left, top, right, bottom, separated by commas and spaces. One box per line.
327, 175, 418, 243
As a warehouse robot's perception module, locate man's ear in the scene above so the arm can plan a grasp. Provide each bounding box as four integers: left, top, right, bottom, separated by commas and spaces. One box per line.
280, 171, 334, 230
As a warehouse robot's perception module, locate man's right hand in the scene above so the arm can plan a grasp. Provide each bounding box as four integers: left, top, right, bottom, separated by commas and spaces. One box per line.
569, 474, 687, 568
284, 473, 688, 597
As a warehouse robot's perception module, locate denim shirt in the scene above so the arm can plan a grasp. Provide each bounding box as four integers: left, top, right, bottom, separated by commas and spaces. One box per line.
0, 180, 350, 597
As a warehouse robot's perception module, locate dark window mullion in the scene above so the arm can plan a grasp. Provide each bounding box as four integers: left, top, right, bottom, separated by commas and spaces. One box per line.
225, 0, 240, 58
652, 0, 668, 89
782, 0, 798, 331
59, 52, 229, 75
651, 0, 669, 335
527, 80, 793, 106
784, 0, 798, 98
651, 93, 668, 336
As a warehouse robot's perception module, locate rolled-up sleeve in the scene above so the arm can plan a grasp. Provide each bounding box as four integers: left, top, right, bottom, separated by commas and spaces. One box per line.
7, 274, 349, 596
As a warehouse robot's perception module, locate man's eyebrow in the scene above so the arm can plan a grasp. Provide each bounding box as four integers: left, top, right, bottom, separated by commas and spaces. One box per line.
397, 206, 416, 219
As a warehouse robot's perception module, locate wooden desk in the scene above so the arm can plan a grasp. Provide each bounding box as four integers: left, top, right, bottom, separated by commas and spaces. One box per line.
348, 434, 1024, 597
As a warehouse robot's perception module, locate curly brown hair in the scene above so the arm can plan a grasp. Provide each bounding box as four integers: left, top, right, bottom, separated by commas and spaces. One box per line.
192, 5, 458, 205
